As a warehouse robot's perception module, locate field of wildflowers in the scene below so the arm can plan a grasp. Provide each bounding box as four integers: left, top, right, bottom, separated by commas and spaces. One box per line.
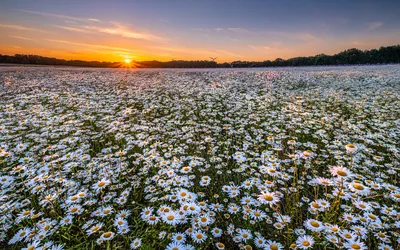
0, 66, 399, 250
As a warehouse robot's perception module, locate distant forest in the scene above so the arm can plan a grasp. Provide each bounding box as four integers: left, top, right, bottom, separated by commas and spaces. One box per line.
1, 45, 400, 68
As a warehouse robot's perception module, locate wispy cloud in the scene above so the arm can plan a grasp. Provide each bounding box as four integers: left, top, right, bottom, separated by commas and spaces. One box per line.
191, 28, 206, 31
85, 25, 162, 41
147, 46, 214, 56
88, 18, 101, 22
0, 23, 49, 33
249, 45, 274, 51
18, 9, 164, 42
249, 45, 264, 50
226, 28, 251, 34
53, 25, 93, 33
192, 27, 320, 42
90, 21, 165, 41
52, 22, 165, 41
8, 35, 34, 41
194, 27, 251, 34
45, 39, 136, 52
18, 9, 101, 23
367, 21, 383, 30
0, 24, 37, 31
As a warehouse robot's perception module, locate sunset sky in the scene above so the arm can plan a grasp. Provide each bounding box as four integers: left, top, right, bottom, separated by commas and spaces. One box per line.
1, 0, 399, 62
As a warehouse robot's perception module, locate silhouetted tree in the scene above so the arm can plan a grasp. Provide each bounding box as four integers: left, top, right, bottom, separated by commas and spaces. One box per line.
1, 45, 400, 68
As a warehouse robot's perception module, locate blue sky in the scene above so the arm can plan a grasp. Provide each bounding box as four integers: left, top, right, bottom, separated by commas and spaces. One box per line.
0, 0, 399, 62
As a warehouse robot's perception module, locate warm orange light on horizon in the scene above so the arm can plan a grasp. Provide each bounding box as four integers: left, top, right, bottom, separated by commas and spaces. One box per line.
124, 59, 131, 63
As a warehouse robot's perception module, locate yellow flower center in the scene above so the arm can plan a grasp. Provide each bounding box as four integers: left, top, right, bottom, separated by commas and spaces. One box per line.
353, 183, 364, 190
263, 195, 273, 201
311, 202, 320, 208
310, 221, 320, 227
270, 245, 278, 250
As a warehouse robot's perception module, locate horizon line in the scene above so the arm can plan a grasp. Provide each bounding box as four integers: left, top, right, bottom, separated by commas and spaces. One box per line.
1, 44, 400, 65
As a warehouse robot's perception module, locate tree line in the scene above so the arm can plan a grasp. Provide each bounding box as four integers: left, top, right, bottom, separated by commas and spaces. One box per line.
1, 45, 400, 68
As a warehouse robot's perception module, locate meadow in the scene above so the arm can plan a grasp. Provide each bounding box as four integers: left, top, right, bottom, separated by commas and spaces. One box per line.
0, 65, 399, 250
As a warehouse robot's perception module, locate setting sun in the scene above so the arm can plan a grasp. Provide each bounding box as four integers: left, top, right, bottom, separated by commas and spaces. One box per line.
124, 59, 131, 64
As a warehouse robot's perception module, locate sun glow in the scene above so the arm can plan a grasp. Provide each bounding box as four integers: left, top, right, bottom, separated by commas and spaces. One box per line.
119, 58, 136, 68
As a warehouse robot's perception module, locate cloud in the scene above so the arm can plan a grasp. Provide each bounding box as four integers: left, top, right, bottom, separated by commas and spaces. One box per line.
193, 27, 320, 42
0, 24, 38, 31
53, 25, 93, 33
200, 27, 251, 33
88, 18, 101, 22
367, 22, 383, 30
18, 9, 101, 23
13, 10, 164, 42
147, 46, 214, 56
52, 22, 165, 41
8, 35, 34, 41
214, 28, 225, 32
45, 39, 137, 53
85, 25, 162, 41
248, 45, 274, 51
226, 28, 250, 34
